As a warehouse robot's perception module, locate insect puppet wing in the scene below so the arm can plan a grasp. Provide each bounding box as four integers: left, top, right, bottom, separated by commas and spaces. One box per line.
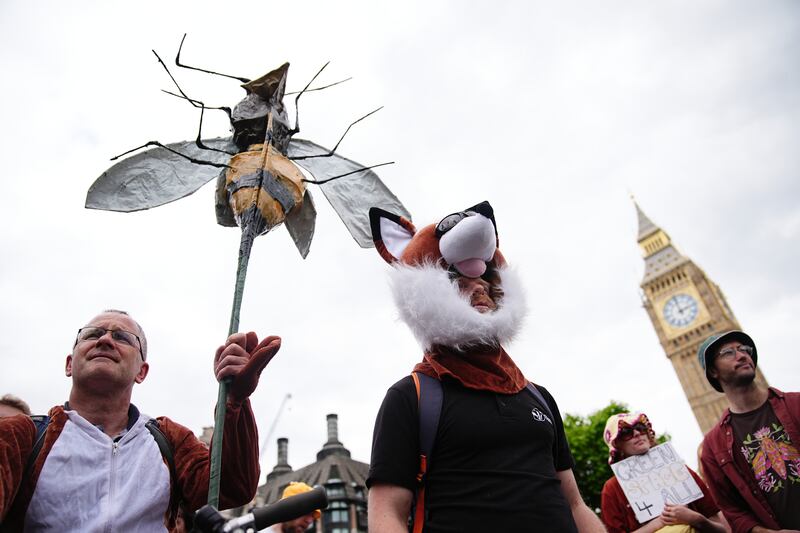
86, 137, 237, 212
283, 190, 317, 259
289, 138, 411, 248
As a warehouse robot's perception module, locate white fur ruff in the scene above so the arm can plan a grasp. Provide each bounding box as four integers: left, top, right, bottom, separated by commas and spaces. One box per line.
388, 263, 527, 351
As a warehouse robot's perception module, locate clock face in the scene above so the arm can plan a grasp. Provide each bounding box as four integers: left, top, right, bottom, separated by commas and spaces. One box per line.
663, 293, 699, 328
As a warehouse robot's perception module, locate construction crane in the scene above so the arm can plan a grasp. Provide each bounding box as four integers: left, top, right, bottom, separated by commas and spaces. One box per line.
259, 393, 292, 460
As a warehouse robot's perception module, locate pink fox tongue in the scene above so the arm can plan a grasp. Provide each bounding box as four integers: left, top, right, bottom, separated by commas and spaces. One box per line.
454, 258, 487, 278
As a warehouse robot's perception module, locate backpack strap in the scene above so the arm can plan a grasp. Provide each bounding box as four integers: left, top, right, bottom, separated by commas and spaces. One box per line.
524, 382, 554, 425
145, 419, 179, 525
410, 372, 443, 533
526, 382, 566, 471
21, 415, 50, 484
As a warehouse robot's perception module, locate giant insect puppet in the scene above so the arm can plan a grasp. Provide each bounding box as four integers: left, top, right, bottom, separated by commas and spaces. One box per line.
85, 35, 410, 507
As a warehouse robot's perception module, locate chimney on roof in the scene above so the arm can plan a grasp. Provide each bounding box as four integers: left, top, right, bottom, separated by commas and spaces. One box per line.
277, 438, 290, 466
317, 413, 351, 460
326, 414, 342, 445
267, 437, 293, 482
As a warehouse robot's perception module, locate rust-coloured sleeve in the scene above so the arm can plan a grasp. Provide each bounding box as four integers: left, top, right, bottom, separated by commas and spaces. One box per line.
699, 437, 762, 533
600, 476, 635, 533
158, 398, 260, 512
0, 415, 36, 522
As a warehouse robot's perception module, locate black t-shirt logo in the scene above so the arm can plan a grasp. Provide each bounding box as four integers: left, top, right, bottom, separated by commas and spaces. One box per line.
531, 407, 552, 425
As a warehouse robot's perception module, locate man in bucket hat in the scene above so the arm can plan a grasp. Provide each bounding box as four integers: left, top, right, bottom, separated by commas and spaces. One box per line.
698, 330, 800, 532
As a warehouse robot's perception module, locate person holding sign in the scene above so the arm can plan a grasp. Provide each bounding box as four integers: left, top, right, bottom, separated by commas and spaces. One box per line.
600, 412, 727, 533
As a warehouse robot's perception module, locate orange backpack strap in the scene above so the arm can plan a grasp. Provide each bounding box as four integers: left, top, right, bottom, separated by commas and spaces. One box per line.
411, 372, 443, 533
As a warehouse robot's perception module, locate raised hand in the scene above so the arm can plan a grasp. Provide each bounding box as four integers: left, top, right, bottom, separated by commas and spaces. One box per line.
214, 332, 282, 401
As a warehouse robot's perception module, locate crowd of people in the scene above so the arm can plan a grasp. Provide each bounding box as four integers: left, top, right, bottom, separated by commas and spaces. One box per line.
1, 202, 797, 532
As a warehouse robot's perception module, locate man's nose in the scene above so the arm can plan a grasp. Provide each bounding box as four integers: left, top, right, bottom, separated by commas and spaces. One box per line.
96, 331, 116, 346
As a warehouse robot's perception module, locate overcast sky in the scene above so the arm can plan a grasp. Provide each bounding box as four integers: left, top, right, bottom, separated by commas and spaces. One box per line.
1, 0, 798, 480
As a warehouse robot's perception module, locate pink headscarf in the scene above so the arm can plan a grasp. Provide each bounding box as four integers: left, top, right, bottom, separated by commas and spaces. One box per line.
603, 412, 657, 464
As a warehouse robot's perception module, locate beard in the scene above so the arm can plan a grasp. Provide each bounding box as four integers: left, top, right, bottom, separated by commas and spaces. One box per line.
727, 369, 756, 388
387, 262, 527, 351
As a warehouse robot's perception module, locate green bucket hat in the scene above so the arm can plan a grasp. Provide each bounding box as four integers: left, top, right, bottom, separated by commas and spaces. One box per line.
697, 330, 757, 392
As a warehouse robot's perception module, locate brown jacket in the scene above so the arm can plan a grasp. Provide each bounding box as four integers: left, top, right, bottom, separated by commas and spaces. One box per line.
0, 400, 259, 531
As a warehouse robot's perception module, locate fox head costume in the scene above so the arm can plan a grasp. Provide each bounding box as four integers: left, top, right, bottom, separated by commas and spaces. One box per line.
369, 201, 527, 352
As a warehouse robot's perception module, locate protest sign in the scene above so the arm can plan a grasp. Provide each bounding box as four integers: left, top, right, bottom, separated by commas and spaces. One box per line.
610, 441, 703, 523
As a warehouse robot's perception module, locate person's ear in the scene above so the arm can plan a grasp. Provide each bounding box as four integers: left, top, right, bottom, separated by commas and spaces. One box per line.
65, 354, 73, 377
134, 362, 149, 384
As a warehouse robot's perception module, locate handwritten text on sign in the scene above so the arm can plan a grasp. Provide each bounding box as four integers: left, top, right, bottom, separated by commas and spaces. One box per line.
610, 442, 703, 523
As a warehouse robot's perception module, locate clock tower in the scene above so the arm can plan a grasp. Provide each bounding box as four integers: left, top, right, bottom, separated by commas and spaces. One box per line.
635, 202, 768, 434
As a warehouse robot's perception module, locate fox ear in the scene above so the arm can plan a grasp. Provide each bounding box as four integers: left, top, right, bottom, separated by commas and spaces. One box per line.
369, 207, 416, 264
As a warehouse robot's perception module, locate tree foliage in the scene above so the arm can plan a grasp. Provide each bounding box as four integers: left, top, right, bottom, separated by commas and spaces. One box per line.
562, 401, 670, 514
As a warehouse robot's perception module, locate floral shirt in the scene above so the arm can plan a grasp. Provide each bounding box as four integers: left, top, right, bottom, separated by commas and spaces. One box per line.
729, 400, 800, 529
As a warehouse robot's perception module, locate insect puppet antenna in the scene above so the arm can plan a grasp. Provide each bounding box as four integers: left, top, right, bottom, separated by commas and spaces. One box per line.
151, 50, 235, 156
161, 89, 235, 147
290, 106, 384, 161
301, 161, 395, 185
284, 75, 352, 96
175, 33, 250, 84
193, 105, 237, 155
109, 141, 231, 168
289, 61, 330, 136
157, 47, 233, 120
160, 88, 232, 119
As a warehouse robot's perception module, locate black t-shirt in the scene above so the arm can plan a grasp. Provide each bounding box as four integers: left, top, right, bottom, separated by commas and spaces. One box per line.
730, 400, 800, 529
367, 375, 578, 532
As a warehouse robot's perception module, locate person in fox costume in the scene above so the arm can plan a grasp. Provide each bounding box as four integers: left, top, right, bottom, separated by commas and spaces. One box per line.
365, 202, 604, 532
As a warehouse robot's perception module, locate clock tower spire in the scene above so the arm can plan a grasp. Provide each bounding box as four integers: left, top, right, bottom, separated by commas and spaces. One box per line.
635, 201, 768, 434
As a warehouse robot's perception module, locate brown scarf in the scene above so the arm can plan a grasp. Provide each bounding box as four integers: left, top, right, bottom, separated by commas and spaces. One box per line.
412, 344, 527, 394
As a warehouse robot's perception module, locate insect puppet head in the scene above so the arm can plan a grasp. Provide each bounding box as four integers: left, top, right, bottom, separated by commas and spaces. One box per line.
231, 62, 292, 152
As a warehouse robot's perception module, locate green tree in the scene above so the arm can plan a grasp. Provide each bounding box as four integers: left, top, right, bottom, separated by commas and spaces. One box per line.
563, 401, 669, 514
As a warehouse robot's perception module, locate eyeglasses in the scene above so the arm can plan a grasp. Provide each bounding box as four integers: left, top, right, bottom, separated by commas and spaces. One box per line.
717, 345, 754, 359
75, 326, 144, 361
617, 422, 649, 442
435, 210, 477, 237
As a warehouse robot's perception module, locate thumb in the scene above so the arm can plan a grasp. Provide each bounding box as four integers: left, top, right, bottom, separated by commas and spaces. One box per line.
248, 336, 282, 374
252, 335, 282, 361
229, 336, 282, 401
